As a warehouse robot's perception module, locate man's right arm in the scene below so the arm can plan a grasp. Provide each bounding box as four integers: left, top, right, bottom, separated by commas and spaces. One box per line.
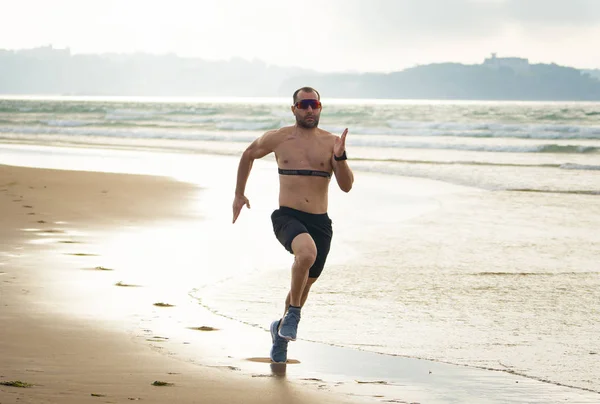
232, 130, 278, 223
235, 130, 277, 196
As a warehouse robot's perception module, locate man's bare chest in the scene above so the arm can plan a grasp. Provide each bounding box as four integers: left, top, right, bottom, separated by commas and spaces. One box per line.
275, 137, 332, 170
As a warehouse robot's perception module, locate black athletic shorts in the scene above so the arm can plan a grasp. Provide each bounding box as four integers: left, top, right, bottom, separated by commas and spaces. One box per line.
270, 206, 333, 279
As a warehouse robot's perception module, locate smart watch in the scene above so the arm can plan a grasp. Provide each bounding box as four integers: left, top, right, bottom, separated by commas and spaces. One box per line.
334, 151, 347, 161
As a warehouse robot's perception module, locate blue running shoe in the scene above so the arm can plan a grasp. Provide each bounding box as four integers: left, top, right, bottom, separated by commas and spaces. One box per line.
278, 306, 301, 341
270, 320, 288, 363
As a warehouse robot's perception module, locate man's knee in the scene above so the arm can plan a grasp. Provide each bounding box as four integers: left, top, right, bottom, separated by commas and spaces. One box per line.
291, 234, 317, 269
295, 247, 317, 269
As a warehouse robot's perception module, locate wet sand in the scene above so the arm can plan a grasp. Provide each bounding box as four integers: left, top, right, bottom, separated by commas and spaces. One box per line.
0, 164, 358, 404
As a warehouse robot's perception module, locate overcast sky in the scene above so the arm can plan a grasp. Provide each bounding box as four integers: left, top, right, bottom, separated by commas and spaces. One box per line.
2, 0, 599, 72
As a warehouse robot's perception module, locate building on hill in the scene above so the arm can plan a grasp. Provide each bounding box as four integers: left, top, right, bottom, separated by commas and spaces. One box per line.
483, 53, 530, 74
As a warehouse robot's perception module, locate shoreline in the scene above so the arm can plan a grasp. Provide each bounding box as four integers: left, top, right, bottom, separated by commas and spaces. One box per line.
1, 146, 599, 403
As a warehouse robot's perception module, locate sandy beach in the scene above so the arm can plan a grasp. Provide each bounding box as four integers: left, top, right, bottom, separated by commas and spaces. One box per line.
0, 164, 359, 404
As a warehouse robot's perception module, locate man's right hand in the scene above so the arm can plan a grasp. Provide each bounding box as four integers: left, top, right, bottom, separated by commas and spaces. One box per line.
232, 194, 251, 224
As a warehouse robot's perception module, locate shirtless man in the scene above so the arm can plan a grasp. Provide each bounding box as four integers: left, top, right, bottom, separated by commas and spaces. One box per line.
232, 87, 354, 363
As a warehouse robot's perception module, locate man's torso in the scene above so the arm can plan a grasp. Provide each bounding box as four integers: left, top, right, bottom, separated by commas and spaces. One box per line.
272, 126, 335, 214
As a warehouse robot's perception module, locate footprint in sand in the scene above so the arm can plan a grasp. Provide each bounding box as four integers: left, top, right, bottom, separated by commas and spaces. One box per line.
65, 253, 99, 257
187, 326, 219, 332
151, 381, 174, 387
83, 266, 113, 271
153, 302, 175, 308
212, 366, 239, 371
22, 205, 33, 209
146, 336, 169, 342
115, 281, 141, 287
40, 229, 65, 234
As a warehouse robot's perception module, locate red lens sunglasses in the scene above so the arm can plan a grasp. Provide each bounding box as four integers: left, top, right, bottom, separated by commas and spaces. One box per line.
294, 99, 322, 109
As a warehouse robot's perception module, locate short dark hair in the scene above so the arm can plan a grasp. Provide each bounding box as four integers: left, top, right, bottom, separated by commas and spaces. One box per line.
293, 87, 320, 104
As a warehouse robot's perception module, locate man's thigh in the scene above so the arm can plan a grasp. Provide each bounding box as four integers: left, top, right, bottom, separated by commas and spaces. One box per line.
271, 211, 308, 253
290, 233, 317, 256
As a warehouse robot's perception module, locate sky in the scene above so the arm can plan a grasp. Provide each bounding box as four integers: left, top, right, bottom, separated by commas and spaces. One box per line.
1, 0, 600, 73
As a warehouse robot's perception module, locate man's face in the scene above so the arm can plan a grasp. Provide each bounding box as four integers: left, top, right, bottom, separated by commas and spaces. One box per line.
292, 91, 321, 129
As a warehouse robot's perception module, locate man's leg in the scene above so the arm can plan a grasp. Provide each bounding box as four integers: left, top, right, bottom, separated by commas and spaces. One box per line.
289, 233, 317, 306
283, 277, 318, 318
273, 277, 317, 361
278, 233, 316, 341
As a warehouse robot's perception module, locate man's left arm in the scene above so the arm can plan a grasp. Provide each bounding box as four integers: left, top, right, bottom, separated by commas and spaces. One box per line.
332, 128, 354, 193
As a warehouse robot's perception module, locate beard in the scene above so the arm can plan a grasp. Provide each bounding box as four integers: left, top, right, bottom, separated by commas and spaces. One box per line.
296, 114, 319, 129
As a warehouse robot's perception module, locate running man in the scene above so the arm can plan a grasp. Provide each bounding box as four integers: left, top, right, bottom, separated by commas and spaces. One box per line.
232, 86, 354, 363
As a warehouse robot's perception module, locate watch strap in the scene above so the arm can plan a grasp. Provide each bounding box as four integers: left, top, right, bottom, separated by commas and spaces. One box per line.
334, 151, 347, 161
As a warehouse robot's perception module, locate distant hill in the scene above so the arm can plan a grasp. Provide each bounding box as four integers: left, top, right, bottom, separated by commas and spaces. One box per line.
0, 47, 317, 97
1, 47, 599, 101
285, 62, 600, 101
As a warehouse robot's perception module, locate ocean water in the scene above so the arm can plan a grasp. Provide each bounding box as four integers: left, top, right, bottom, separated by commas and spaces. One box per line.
1, 96, 599, 396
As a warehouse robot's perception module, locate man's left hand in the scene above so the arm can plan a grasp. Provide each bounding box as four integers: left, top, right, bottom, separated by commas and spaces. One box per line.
333, 128, 348, 159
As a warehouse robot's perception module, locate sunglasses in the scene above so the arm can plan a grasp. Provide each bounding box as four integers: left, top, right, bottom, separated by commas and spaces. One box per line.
294, 99, 322, 109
